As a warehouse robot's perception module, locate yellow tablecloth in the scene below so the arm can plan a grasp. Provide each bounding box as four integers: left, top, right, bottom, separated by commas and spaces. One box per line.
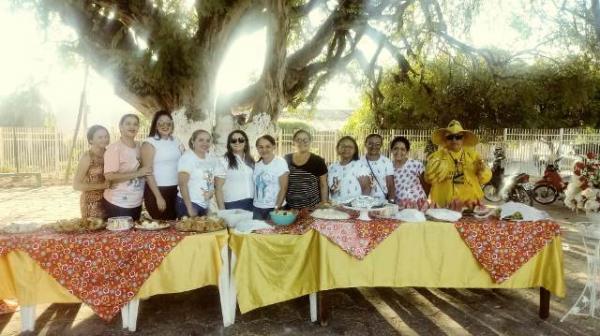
230, 221, 565, 313
0, 231, 228, 305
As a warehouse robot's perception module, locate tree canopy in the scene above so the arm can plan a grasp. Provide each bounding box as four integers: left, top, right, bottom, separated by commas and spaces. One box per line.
344, 55, 600, 130
14, 0, 488, 127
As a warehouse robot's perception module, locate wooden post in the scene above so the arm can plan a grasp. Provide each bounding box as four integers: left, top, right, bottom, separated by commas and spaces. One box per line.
0, 128, 4, 170
539, 287, 550, 319
13, 127, 19, 173
54, 127, 60, 177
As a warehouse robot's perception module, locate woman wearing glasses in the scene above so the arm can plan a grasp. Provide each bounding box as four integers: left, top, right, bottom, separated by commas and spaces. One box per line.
425, 120, 491, 209
176, 129, 221, 218
328, 136, 371, 203
361, 133, 395, 203
215, 130, 255, 211
284, 130, 328, 209
141, 111, 185, 220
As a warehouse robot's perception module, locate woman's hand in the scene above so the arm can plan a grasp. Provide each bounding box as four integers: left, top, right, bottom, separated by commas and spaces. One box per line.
156, 195, 166, 212
187, 206, 198, 217
203, 190, 214, 200
138, 166, 153, 177
474, 158, 485, 174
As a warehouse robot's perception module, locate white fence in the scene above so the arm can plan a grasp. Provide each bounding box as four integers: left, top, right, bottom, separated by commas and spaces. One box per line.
1, 127, 600, 181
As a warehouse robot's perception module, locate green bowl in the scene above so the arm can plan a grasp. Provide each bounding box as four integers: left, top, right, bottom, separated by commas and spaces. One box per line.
269, 210, 297, 226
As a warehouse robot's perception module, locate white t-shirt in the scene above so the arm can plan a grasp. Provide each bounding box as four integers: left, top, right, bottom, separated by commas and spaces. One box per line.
218, 155, 254, 203
360, 155, 394, 200
328, 160, 370, 203
103, 141, 144, 208
144, 136, 184, 186
253, 157, 289, 209
177, 151, 224, 208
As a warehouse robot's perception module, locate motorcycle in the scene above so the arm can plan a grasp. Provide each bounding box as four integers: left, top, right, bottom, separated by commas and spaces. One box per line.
483, 147, 506, 202
504, 173, 534, 205
532, 158, 569, 205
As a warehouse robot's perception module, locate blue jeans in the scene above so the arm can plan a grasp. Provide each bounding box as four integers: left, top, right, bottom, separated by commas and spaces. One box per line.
252, 206, 274, 220
175, 197, 207, 218
225, 198, 254, 211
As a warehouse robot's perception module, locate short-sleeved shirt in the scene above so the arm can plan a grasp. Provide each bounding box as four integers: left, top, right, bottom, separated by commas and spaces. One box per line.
143, 136, 184, 186
217, 155, 254, 203
360, 155, 394, 200
285, 153, 328, 209
253, 157, 289, 209
394, 159, 427, 203
328, 160, 370, 203
177, 151, 223, 208
103, 141, 145, 208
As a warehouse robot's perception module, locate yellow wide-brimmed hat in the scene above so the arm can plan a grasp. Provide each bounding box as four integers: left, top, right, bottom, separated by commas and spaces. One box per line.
431, 120, 478, 146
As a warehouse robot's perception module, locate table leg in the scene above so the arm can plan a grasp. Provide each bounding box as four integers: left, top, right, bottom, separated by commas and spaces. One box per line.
318, 292, 329, 326
128, 299, 139, 332
219, 245, 233, 327
309, 293, 317, 322
539, 287, 550, 319
20, 305, 35, 332
121, 302, 129, 329
228, 250, 238, 326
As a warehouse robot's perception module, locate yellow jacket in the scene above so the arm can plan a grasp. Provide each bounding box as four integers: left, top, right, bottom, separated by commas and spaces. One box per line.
425, 147, 492, 207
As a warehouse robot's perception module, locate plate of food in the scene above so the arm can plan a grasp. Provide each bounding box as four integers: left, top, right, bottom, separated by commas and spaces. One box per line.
175, 216, 225, 233
135, 220, 170, 231
107, 216, 134, 231
2, 221, 44, 234
50, 217, 106, 233
502, 211, 524, 221
311, 208, 351, 220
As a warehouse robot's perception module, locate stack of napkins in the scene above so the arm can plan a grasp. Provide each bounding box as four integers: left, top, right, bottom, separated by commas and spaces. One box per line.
235, 220, 272, 234
425, 208, 463, 222
395, 209, 427, 222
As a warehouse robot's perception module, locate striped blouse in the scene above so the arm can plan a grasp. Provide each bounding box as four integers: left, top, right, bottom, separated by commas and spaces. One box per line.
284, 153, 328, 209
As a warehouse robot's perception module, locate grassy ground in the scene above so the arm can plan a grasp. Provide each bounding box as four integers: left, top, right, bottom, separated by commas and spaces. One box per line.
0, 186, 598, 335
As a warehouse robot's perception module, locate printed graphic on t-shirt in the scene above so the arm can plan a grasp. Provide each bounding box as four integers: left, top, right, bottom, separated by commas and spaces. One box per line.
255, 170, 277, 204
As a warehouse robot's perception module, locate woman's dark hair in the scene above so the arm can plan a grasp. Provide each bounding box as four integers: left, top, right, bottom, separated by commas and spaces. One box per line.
255, 135, 277, 161
148, 110, 173, 139
188, 129, 211, 150
119, 113, 140, 126
225, 130, 255, 169
365, 133, 383, 144
336, 136, 360, 161
293, 129, 312, 141
390, 136, 411, 151
86, 125, 109, 145
255, 134, 277, 147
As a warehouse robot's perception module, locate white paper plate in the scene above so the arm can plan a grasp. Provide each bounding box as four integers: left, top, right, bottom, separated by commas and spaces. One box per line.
107, 226, 132, 232
134, 224, 170, 231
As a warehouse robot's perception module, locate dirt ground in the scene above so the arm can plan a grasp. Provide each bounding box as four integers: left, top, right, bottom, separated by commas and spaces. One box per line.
0, 186, 598, 336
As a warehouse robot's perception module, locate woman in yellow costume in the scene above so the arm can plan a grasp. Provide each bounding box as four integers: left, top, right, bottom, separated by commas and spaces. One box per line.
425, 120, 491, 209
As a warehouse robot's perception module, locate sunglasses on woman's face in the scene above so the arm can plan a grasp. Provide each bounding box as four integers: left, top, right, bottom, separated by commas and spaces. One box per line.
230, 138, 246, 144
446, 134, 463, 141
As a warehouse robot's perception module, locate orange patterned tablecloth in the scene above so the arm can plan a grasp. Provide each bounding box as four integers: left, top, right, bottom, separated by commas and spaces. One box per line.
255, 210, 400, 259
454, 217, 561, 283
0, 228, 188, 320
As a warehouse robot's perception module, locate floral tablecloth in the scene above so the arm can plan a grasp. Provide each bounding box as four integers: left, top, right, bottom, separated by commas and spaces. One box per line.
0, 228, 189, 320
454, 217, 561, 283
255, 210, 400, 259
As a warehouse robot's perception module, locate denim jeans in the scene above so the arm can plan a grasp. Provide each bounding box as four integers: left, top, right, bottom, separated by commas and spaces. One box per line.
175, 197, 207, 218
224, 198, 254, 211
252, 206, 274, 220
103, 198, 142, 221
